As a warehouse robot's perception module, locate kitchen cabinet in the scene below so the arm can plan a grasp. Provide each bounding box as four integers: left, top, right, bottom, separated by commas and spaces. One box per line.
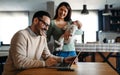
109, 10, 120, 31
99, 9, 120, 32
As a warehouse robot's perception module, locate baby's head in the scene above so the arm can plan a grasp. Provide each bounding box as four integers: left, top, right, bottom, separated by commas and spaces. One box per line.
72, 20, 82, 29
72, 20, 78, 25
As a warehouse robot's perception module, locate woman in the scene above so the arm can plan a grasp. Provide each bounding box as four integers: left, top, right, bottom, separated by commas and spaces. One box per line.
47, 2, 82, 57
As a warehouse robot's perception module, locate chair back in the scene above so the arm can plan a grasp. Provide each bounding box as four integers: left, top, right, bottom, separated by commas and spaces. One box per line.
115, 36, 120, 43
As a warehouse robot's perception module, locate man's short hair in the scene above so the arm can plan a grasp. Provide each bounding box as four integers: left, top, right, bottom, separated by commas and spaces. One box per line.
32, 11, 51, 22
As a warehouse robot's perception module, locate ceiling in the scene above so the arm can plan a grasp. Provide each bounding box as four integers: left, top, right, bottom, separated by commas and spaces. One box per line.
0, 0, 120, 11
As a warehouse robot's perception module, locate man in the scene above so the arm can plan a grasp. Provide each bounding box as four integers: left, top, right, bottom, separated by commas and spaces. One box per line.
2, 11, 75, 75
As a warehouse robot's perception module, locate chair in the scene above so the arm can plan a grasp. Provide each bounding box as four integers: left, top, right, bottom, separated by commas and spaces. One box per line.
78, 52, 95, 62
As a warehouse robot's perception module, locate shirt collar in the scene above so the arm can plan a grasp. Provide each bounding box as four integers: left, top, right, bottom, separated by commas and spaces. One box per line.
27, 26, 38, 36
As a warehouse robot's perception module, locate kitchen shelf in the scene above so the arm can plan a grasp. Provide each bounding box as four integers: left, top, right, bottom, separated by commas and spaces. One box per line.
100, 9, 120, 32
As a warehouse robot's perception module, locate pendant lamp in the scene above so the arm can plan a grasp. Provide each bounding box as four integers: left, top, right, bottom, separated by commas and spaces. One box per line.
102, 0, 112, 16
81, 4, 89, 14
103, 4, 112, 16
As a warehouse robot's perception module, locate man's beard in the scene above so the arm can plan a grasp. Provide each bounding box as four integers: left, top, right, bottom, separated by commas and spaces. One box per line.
39, 29, 47, 37
35, 23, 47, 36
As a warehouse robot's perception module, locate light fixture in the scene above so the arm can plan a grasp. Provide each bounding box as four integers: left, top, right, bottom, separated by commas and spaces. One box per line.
102, 0, 112, 16
81, 4, 89, 14
102, 4, 112, 16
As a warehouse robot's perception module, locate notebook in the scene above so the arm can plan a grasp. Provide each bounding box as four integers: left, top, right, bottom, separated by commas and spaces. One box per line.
47, 51, 81, 70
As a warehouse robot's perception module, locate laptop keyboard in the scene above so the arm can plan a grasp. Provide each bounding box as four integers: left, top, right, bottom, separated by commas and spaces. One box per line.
58, 63, 70, 67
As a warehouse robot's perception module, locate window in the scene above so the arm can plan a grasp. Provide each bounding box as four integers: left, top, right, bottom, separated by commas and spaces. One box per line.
0, 11, 29, 45
72, 10, 98, 43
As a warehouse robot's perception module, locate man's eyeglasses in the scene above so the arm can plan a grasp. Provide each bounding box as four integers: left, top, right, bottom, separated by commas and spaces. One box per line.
38, 18, 49, 27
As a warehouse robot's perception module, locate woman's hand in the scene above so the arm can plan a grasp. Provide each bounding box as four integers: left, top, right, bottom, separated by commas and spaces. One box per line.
64, 30, 71, 40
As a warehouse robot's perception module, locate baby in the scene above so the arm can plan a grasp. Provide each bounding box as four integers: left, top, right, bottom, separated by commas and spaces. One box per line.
55, 21, 79, 51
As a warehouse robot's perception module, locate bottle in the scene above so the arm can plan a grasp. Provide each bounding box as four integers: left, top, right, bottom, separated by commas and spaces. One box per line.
103, 38, 107, 43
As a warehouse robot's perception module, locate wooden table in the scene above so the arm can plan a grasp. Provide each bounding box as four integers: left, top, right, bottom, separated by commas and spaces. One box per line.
17, 62, 118, 75
0, 46, 9, 57
75, 43, 120, 74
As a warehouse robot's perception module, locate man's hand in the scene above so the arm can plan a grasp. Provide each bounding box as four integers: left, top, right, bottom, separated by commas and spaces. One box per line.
64, 56, 77, 64
45, 57, 57, 67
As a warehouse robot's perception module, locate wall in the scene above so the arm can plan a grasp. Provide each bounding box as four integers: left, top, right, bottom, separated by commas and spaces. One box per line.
28, 1, 54, 25
98, 31, 120, 43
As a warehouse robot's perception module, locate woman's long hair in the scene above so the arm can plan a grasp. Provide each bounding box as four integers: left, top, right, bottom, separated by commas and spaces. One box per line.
53, 2, 72, 21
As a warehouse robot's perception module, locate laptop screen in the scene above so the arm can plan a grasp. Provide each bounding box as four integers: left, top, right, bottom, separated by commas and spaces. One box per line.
70, 51, 81, 65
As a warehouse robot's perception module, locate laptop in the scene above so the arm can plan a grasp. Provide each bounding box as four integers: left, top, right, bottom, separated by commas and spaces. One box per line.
47, 51, 81, 71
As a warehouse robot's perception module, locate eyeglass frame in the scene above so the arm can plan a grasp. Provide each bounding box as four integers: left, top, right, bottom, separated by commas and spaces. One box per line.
38, 18, 50, 27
